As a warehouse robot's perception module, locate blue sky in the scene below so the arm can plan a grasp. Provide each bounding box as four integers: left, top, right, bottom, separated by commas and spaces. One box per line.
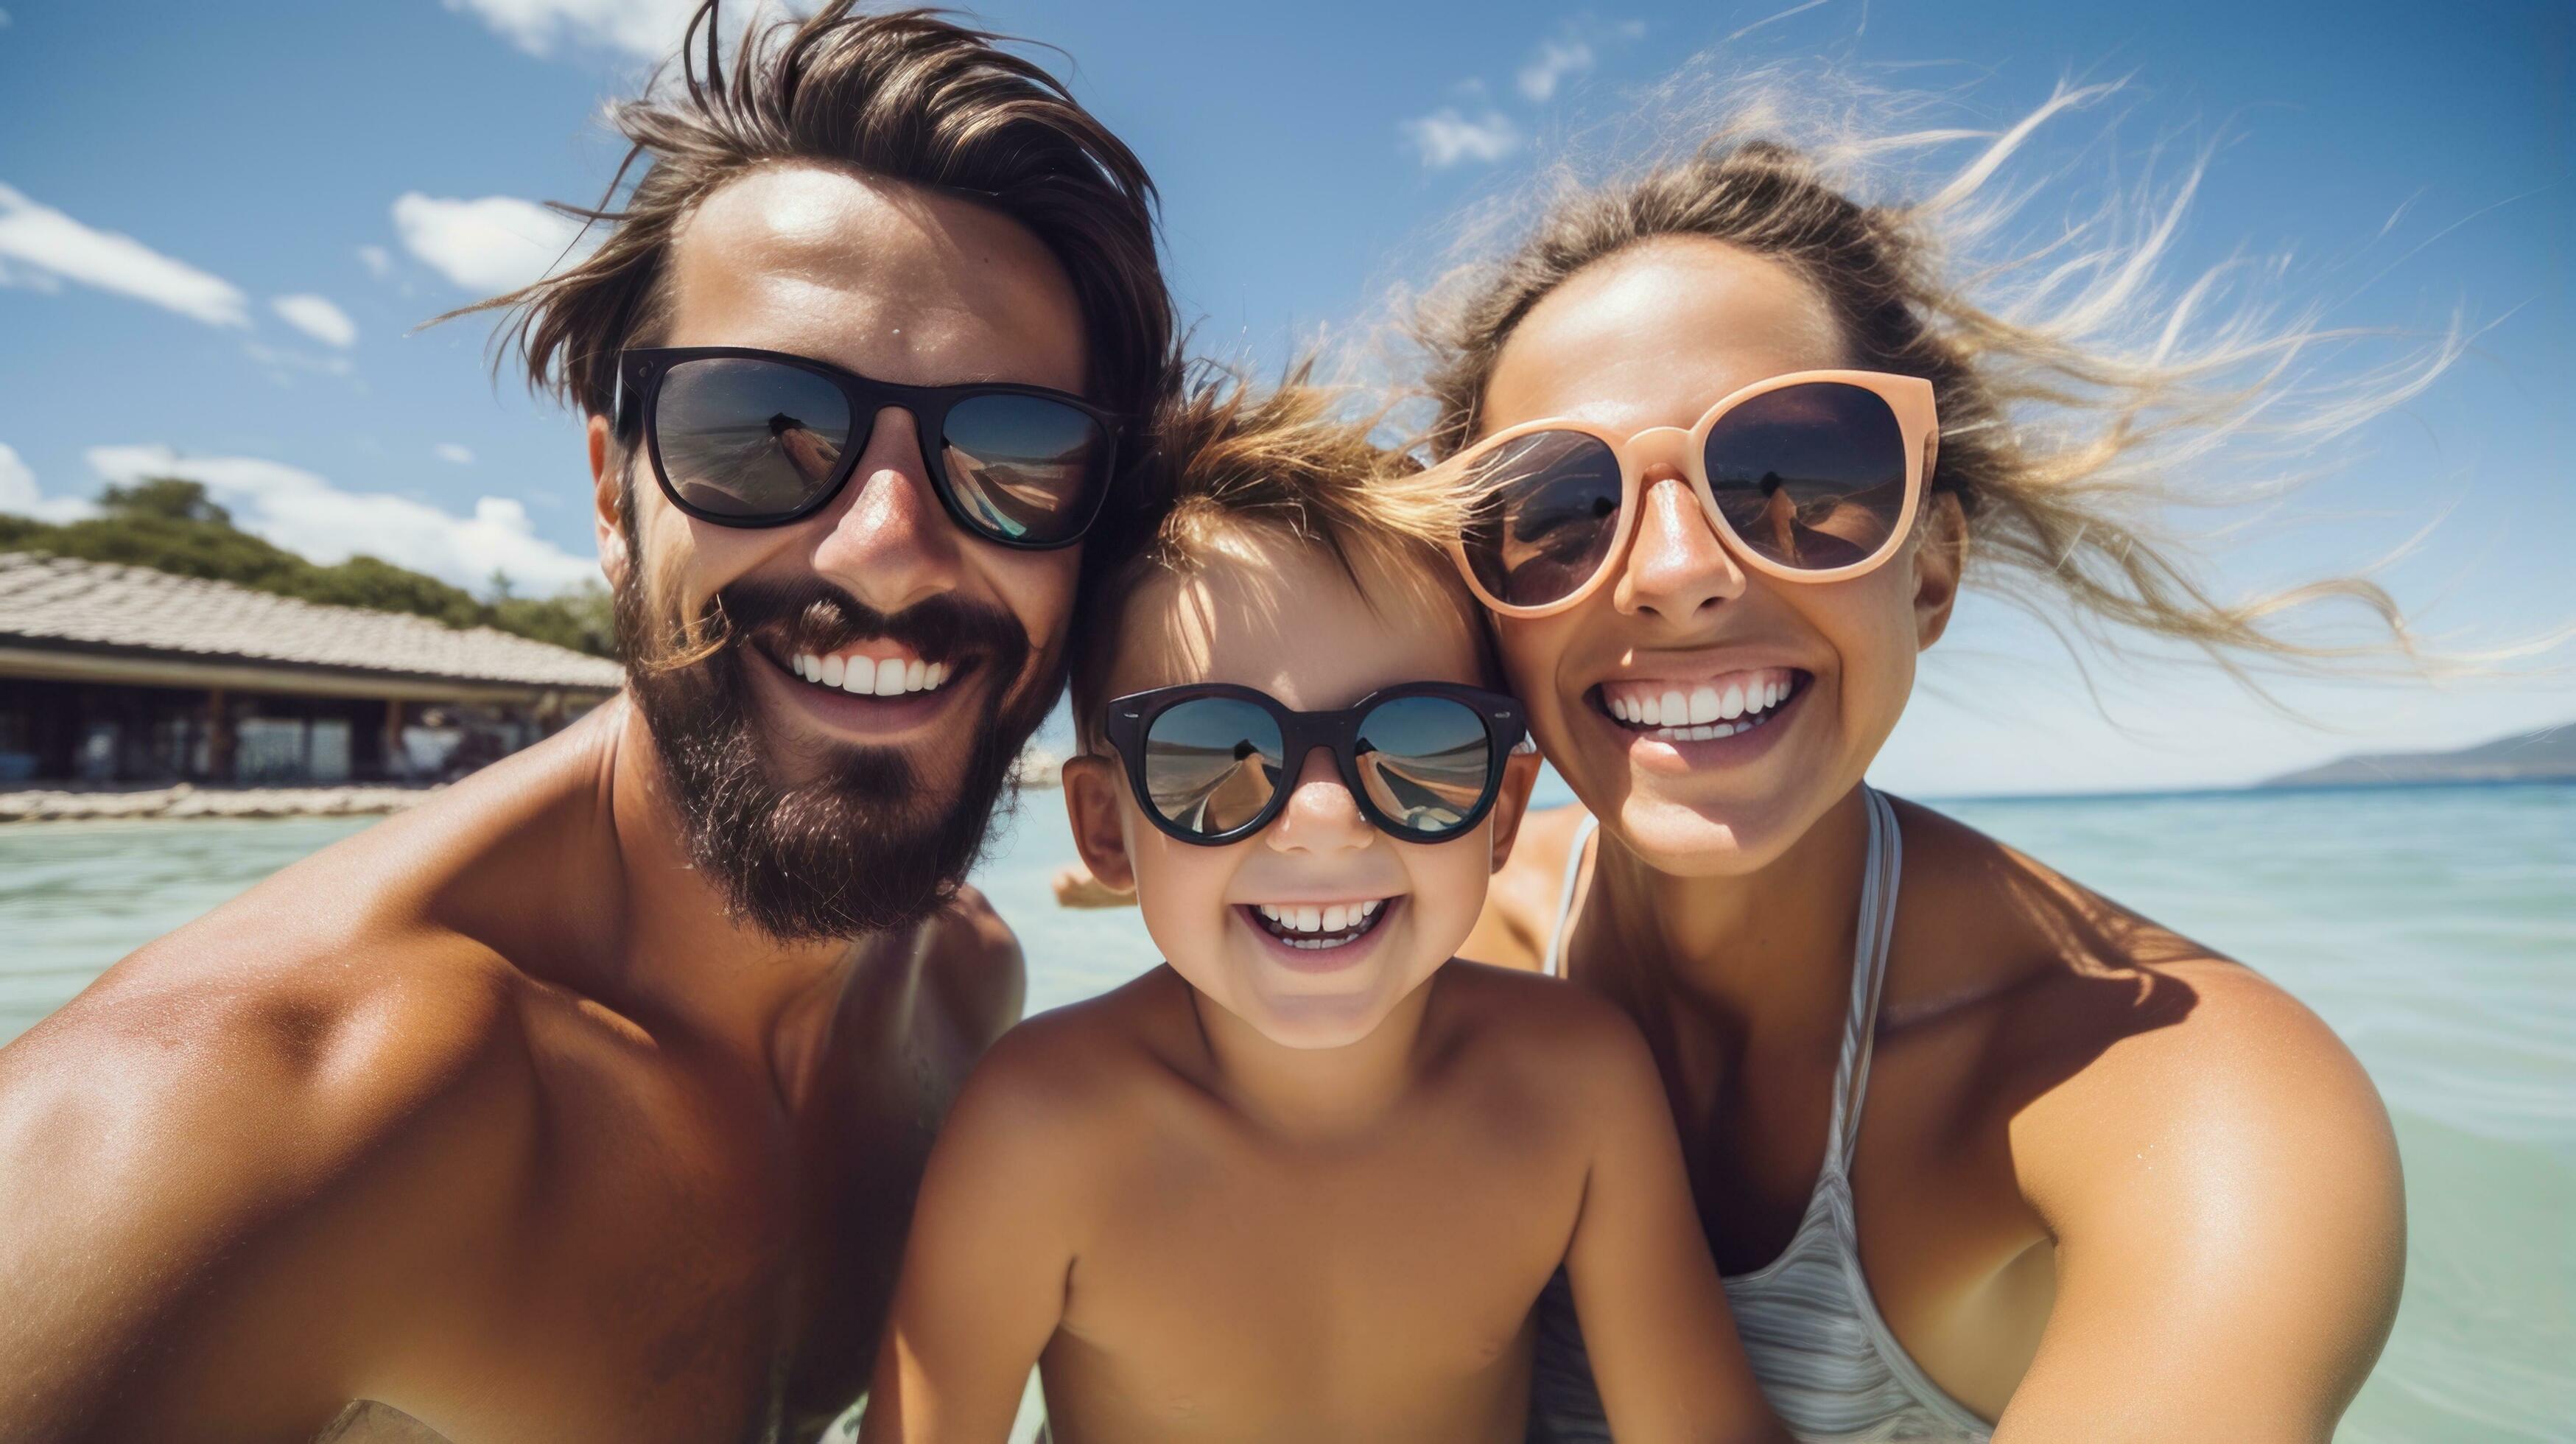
0, 0, 2567, 795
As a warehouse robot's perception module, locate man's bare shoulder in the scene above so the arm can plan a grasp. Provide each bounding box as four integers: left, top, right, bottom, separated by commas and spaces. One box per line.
894, 882, 1027, 1049
0, 723, 625, 1232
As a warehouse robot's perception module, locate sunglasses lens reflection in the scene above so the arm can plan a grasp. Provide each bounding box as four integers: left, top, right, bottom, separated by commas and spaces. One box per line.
940, 393, 1108, 545
1458, 429, 1626, 609
1141, 697, 1285, 837
1702, 382, 1909, 572
1355, 695, 1493, 837
653, 357, 857, 521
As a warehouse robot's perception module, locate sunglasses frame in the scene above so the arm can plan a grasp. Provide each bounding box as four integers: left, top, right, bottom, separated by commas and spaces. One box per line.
617, 346, 1123, 550
1101, 681, 1528, 847
1445, 369, 1940, 617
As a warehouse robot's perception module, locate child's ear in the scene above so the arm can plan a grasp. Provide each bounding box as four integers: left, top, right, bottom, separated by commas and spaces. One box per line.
1486, 749, 1544, 875
1062, 753, 1140, 896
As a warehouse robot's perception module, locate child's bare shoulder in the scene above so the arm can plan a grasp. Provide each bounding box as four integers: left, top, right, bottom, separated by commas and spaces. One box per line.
1425, 961, 1662, 1110
949, 964, 1206, 1143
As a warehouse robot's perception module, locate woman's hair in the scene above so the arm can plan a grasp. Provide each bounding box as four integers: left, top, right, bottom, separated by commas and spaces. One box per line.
1413, 74, 2471, 689
449, 0, 1174, 428
1067, 368, 1489, 743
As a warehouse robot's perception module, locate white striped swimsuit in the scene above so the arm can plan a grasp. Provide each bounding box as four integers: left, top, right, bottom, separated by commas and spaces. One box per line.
1526, 789, 1993, 1443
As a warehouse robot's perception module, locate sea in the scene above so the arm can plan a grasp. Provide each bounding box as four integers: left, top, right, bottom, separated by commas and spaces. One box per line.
1, 780, 2567, 1442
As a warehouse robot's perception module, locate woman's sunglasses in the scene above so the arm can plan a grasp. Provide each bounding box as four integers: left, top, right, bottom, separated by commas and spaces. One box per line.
617, 346, 1122, 550
1101, 682, 1526, 847
1442, 370, 1940, 615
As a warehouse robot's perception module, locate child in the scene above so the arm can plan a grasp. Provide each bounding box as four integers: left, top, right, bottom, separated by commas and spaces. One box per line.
863, 383, 1781, 1443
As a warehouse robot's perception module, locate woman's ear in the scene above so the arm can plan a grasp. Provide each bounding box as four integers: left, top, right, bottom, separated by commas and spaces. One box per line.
1912, 490, 1967, 651
1485, 749, 1545, 875
1061, 753, 1139, 897
590, 413, 632, 592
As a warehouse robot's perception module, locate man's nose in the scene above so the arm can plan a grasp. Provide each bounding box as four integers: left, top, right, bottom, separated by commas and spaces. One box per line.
1265, 745, 1374, 855
1614, 469, 1746, 620
805, 404, 966, 613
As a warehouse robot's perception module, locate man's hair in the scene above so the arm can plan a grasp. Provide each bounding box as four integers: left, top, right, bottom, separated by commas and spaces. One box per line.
1067, 370, 1493, 746
457, 0, 1174, 428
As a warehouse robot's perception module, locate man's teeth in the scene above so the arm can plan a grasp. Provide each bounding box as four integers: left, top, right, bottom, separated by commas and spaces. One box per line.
791, 651, 950, 698
1601, 669, 1800, 740
1253, 899, 1386, 950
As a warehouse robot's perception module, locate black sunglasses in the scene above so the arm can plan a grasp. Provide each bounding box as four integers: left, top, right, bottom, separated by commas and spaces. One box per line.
1102, 682, 1526, 847
617, 346, 1123, 550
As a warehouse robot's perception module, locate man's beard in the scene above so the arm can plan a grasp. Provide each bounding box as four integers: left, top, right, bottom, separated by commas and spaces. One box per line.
616, 561, 1060, 942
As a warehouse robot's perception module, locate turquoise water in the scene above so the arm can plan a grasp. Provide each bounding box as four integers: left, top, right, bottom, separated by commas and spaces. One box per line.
2, 783, 2568, 1440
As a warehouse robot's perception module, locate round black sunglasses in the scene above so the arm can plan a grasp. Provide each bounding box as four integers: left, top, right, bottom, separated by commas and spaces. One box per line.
616, 346, 1123, 550
1102, 682, 1526, 847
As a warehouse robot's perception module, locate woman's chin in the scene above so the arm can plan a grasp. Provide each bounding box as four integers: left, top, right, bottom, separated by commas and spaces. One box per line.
1612, 791, 1804, 878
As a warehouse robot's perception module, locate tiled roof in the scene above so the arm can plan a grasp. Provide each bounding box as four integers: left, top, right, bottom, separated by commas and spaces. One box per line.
0, 552, 625, 690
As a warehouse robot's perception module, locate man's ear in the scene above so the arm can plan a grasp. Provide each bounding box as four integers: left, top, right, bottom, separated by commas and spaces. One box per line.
589, 413, 631, 592
1486, 749, 1544, 875
1061, 753, 1139, 896
1912, 490, 1966, 652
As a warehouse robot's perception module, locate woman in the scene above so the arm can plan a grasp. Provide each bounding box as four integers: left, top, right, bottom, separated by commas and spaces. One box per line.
1428, 99, 2408, 1440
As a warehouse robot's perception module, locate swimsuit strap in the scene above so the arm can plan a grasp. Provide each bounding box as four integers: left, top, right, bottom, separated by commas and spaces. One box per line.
1543, 815, 1599, 979
1824, 787, 1903, 1177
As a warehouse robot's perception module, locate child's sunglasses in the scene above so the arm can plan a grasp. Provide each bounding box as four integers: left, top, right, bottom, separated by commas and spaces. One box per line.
617, 346, 1123, 550
1101, 682, 1526, 847
1442, 370, 1940, 615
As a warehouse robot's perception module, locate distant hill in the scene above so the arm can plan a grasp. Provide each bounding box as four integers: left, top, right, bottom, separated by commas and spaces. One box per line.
2260, 722, 2576, 788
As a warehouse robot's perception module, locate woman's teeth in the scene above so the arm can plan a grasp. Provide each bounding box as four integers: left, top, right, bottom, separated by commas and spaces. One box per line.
1599, 668, 1800, 741
791, 651, 950, 698
1253, 899, 1388, 950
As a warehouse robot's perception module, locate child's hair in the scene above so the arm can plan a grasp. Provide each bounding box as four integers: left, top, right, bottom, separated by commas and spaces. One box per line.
1069, 368, 1495, 746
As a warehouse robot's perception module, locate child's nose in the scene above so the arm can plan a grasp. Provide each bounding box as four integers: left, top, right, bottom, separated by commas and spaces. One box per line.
1265, 746, 1372, 854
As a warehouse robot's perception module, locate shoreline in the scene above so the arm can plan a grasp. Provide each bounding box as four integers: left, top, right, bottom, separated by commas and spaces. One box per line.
1, 741, 1070, 824
0, 782, 444, 823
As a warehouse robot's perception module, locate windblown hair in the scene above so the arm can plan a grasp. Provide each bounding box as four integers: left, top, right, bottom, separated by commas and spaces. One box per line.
452, 0, 1173, 429
1414, 74, 2471, 688
1068, 369, 1487, 741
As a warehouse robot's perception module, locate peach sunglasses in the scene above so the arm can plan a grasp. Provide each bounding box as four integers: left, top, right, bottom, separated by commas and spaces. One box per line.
1439, 369, 1940, 617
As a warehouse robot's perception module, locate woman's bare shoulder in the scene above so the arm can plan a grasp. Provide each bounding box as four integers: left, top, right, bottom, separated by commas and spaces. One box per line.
1461, 804, 1592, 972
1886, 796, 2397, 1248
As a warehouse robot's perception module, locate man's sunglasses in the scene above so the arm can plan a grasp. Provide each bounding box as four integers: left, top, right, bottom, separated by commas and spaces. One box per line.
1442, 370, 1940, 614
617, 346, 1122, 550
1101, 682, 1526, 847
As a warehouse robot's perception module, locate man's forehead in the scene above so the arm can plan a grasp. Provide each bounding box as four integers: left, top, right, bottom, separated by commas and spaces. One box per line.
660, 163, 1088, 393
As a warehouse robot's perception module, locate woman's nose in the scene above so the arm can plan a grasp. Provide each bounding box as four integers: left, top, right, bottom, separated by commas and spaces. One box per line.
1265, 745, 1372, 854
1614, 472, 1746, 620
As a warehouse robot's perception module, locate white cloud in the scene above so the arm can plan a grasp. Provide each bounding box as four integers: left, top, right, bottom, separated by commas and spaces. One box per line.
0, 182, 249, 327
0, 444, 97, 523
85, 445, 597, 595
444, 0, 700, 59
391, 192, 592, 295
1400, 109, 1524, 169
357, 244, 393, 279
271, 293, 358, 348
1517, 38, 1595, 102
435, 444, 477, 466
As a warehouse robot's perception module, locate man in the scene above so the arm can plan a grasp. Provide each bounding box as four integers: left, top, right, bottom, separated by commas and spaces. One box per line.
0, 4, 1173, 1440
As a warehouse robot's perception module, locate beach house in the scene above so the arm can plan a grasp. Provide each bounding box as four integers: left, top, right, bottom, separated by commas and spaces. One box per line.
0, 553, 624, 786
